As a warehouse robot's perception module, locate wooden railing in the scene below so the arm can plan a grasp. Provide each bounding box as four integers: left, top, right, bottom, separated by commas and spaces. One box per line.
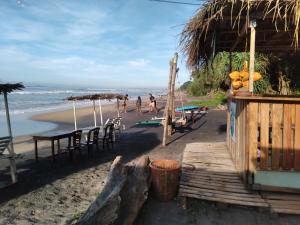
227, 95, 300, 189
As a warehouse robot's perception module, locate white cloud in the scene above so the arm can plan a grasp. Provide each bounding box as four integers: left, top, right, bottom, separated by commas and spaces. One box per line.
128, 59, 149, 67
0, 0, 195, 87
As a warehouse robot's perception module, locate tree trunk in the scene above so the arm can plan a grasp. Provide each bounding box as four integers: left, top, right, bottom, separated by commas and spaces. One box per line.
75, 155, 151, 225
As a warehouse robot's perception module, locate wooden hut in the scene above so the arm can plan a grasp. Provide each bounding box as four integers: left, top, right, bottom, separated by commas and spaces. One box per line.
0, 83, 24, 186
180, 0, 300, 192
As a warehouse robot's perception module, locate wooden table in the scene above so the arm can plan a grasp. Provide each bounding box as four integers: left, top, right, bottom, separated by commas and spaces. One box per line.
33, 131, 73, 161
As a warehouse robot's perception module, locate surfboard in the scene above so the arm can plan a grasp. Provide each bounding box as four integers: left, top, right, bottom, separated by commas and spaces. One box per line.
136, 121, 162, 126
175, 105, 199, 112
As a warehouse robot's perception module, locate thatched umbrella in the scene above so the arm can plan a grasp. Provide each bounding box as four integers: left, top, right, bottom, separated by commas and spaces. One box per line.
180, 0, 300, 68
0, 82, 24, 184
66, 94, 125, 130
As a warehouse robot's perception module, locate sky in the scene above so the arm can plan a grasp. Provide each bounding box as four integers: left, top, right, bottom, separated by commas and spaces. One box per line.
0, 0, 200, 88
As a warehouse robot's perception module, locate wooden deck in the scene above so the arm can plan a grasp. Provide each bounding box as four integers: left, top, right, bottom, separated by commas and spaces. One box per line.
179, 142, 300, 214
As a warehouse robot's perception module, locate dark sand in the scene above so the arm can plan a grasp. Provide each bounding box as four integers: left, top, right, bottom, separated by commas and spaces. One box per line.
0, 97, 299, 225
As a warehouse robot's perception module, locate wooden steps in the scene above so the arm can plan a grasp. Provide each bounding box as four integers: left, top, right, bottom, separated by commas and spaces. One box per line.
179, 142, 268, 208
179, 142, 300, 214
262, 193, 300, 214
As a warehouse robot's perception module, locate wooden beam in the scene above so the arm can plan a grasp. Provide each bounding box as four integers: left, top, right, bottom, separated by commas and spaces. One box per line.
249, 23, 256, 93
162, 58, 174, 147
170, 53, 178, 126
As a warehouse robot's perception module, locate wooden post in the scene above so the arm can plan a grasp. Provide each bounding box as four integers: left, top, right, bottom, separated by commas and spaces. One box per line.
170, 53, 178, 121
117, 98, 120, 117
93, 100, 97, 127
3, 92, 17, 183
73, 100, 77, 130
98, 99, 103, 126
249, 21, 256, 93
162, 59, 174, 147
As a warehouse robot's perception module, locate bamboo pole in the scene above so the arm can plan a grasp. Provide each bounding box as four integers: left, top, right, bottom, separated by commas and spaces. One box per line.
170, 53, 178, 121
73, 101, 77, 130
98, 99, 103, 126
93, 100, 97, 127
249, 21, 256, 93
117, 98, 120, 117
162, 58, 174, 147
3, 92, 17, 183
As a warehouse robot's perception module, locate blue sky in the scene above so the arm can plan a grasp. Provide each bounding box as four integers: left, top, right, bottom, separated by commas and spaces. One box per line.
0, 0, 199, 88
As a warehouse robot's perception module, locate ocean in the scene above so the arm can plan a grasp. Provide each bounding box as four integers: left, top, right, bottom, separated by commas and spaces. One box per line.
0, 84, 165, 137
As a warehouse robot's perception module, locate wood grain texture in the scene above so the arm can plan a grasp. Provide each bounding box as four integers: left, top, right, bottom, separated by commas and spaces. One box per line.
294, 105, 300, 170
260, 103, 270, 170
283, 104, 293, 170
248, 102, 258, 172
271, 104, 283, 170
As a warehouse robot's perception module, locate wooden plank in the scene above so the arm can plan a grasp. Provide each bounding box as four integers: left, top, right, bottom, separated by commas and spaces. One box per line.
266, 200, 300, 207
0, 136, 11, 141
181, 170, 241, 178
271, 208, 300, 214
260, 103, 270, 170
181, 174, 244, 185
271, 104, 283, 170
180, 192, 268, 207
180, 180, 247, 192
180, 181, 251, 194
261, 193, 300, 201
283, 104, 293, 170
294, 105, 300, 170
240, 100, 247, 182
179, 189, 267, 206
230, 95, 300, 102
248, 102, 258, 172
179, 186, 265, 203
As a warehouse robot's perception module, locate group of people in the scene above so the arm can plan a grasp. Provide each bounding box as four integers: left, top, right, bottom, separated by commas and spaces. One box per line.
121, 93, 157, 113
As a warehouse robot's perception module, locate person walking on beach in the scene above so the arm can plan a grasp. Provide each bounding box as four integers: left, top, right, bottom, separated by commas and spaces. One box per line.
136, 96, 142, 114
149, 93, 157, 113
122, 94, 129, 113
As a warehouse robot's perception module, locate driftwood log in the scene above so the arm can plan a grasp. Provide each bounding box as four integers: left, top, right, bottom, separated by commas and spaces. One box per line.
75, 155, 151, 225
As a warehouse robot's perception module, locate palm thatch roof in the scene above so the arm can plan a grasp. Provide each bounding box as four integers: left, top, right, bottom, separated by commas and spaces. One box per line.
180, 0, 300, 68
0, 83, 24, 95
66, 93, 126, 101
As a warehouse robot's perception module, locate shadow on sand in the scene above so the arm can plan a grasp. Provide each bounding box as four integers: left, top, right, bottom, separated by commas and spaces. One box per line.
0, 129, 161, 205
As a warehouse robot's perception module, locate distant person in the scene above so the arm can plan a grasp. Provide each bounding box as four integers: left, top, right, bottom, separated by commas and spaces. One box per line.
149, 93, 157, 113
122, 94, 129, 113
136, 96, 142, 113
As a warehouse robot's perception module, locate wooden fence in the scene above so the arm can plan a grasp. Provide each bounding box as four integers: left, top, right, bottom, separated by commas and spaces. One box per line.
227, 95, 300, 191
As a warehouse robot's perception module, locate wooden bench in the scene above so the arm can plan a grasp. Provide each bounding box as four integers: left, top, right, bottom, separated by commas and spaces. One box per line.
0, 136, 12, 158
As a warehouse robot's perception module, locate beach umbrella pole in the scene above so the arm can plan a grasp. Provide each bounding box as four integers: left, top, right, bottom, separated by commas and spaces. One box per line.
73, 101, 77, 130
93, 100, 97, 127
3, 92, 17, 183
117, 98, 120, 117
98, 99, 103, 126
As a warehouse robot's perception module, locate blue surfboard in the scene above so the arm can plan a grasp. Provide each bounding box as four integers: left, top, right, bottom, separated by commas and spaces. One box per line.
175, 105, 199, 112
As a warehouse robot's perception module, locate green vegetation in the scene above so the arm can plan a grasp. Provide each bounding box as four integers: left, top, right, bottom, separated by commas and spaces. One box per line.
180, 81, 192, 91
184, 52, 300, 96
187, 92, 227, 107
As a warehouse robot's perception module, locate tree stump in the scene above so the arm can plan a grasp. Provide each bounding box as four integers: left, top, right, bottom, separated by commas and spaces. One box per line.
75, 155, 151, 225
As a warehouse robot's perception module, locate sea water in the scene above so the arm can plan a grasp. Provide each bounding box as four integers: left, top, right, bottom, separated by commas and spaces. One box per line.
0, 84, 165, 137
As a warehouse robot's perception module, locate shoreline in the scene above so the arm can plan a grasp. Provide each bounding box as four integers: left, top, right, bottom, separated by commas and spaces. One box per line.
12, 98, 152, 155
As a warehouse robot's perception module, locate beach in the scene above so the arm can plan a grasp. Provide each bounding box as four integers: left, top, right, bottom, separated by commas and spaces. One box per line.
0, 96, 300, 225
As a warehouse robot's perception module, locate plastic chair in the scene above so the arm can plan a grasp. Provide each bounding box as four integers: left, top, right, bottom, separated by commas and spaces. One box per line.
68, 130, 82, 160
85, 127, 100, 154
100, 124, 114, 149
